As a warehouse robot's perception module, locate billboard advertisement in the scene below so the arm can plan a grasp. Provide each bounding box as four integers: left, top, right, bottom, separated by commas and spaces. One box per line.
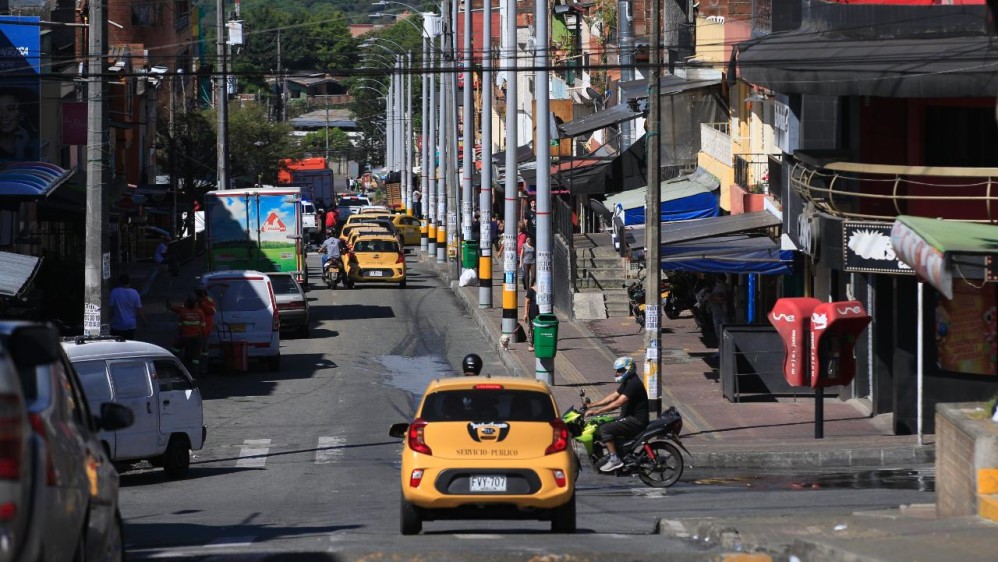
0, 16, 41, 161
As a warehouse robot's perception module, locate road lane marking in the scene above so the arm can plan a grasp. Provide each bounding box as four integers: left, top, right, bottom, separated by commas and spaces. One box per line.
453, 534, 503, 539
236, 439, 271, 468
316, 436, 346, 464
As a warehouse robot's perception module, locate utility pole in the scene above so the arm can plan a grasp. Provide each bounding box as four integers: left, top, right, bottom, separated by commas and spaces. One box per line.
618, 0, 635, 149
500, 0, 519, 340
216, 0, 229, 189
478, 0, 493, 308
461, 0, 473, 245
437, 3, 449, 265
534, 0, 552, 384
406, 51, 414, 216
421, 14, 432, 250
644, 0, 663, 416
276, 29, 282, 120
427, 30, 438, 258
447, 0, 460, 275
84, 0, 110, 337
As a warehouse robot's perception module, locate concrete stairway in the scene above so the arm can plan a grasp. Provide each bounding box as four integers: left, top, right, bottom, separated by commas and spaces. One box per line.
572, 232, 635, 319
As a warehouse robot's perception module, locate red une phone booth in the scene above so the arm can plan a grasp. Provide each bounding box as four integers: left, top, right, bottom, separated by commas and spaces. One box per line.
809, 301, 872, 389
768, 298, 822, 387
769, 298, 871, 439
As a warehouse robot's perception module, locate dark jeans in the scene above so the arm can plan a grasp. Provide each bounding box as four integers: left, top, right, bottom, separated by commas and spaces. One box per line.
599, 415, 646, 444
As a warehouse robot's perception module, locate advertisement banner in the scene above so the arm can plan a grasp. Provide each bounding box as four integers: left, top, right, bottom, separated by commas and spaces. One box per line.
0, 16, 41, 161
843, 221, 914, 275
936, 282, 997, 376
890, 220, 953, 299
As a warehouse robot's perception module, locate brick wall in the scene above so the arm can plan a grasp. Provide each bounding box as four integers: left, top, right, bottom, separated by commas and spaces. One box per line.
936, 406, 978, 517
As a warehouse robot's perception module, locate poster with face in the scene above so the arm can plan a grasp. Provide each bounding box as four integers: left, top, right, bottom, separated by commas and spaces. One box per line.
936, 282, 998, 376
0, 17, 40, 162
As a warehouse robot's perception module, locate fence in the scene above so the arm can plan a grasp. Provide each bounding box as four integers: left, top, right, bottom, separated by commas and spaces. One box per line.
719, 324, 824, 402
734, 154, 776, 194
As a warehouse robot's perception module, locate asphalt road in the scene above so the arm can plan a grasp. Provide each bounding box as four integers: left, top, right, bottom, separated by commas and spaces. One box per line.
119, 254, 936, 561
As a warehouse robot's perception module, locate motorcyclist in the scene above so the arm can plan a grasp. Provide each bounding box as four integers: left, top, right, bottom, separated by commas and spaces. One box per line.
585, 356, 650, 472
462, 353, 483, 376
319, 234, 344, 278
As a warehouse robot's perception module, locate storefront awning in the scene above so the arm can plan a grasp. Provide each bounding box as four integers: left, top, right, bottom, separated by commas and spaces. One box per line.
0, 251, 42, 297
618, 75, 721, 101
890, 215, 998, 299
660, 234, 794, 275
604, 167, 719, 225
558, 103, 643, 139
738, 30, 998, 98
660, 210, 781, 245
0, 162, 72, 202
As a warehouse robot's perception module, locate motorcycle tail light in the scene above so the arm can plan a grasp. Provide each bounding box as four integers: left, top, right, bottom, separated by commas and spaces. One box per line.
408, 419, 432, 455
545, 419, 569, 455
409, 469, 424, 488
552, 469, 567, 488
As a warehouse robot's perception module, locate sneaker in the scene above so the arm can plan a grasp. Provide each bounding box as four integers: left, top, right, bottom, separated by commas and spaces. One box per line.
599, 455, 624, 472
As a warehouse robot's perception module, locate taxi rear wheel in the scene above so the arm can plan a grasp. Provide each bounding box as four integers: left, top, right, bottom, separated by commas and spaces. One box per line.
400, 494, 423, 535
550, 492, 576, 533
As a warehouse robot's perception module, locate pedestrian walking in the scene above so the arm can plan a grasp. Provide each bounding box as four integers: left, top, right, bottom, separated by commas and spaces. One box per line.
523, 279, 539, 352
108, 273, 146, 339
167, 294, 207, 374
519, 234, 536, 292
194, 287, 217, 374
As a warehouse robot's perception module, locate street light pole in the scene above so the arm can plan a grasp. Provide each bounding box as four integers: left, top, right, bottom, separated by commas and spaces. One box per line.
478, 0, 494, 308
406, 51, 414, 216
534, 0, 553, 384
461, 0, 473, 246
216, 0, 229, 189
500, 0, 519, 340
421, 15, 432, 249
436, 2, 449, 265
84, 0, 110, 337
427, 28, 438, 258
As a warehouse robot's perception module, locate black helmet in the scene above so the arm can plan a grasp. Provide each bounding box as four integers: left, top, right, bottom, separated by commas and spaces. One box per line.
462, 353, 483, 376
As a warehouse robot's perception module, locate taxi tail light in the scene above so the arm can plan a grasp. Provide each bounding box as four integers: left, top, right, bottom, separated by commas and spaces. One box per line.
408, 418, 432, 455
552, 469, 567, 488
409, 468, 424, 488
0, 394, 23, 480
545, 419, 569, 455
27, 413, 56, 485
396, 252, 405, 264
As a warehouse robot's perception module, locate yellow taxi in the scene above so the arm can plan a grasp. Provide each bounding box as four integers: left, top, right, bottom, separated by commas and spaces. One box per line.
391, 214, 423, 246
344, 234, 407, 287
343, 225, 391, 249
388, 377, 576, 535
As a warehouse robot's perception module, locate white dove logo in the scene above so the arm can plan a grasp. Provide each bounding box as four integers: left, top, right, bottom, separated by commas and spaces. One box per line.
812, 313, 828, 330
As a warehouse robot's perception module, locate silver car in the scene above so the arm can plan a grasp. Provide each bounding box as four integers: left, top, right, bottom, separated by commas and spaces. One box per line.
0, 322, 133, 562
267, 272, 310, 338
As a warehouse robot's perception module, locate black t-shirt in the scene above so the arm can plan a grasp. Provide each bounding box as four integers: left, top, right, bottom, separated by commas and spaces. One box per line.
525, 287, 539, 319
617, 374, 649, 425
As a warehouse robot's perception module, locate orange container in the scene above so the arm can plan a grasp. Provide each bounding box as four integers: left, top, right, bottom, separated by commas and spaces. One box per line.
223, 340, 248, 372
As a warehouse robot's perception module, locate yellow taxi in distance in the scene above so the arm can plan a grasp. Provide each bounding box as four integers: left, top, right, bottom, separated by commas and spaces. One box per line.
388, 377, 576, 535
342, 212, 389, 230
343, 225, 390, 249
391, 214, 422, 245
345, 234, 407, 287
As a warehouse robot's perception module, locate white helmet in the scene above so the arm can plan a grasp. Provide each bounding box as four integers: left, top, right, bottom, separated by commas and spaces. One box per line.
613, 356, 636, 382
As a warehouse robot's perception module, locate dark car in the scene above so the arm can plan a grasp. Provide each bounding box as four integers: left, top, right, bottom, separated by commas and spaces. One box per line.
0, 322, 133, 562
266, 272, 310, 338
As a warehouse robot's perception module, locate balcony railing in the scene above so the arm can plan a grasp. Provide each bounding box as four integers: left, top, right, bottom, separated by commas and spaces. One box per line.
700, 122, 731, 165
734, 153, 777, 194
790, 152, 998, 222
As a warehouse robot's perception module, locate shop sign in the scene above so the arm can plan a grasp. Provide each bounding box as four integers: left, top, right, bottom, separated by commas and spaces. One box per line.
890, 220, 953, 299
842, 221, 914, 275
796, 201, 820, 259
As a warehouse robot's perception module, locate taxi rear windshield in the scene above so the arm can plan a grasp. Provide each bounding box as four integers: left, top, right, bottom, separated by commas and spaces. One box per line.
421, 389, 556, 422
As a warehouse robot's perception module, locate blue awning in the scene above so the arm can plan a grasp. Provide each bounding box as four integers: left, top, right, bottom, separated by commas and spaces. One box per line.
0, 162, 71, 200
660, 234, 794, 275
604, 167, 719, 226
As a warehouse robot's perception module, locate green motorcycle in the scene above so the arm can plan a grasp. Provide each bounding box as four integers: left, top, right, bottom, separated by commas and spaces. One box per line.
561, 392, 687, 488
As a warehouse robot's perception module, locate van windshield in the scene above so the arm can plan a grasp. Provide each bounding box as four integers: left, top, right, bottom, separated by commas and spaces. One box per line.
207, 279, 270, 312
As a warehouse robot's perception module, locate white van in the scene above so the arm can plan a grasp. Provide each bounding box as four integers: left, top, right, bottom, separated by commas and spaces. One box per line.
202, 270, 282, 370
301, 200, 318, 241
62, 338, 206, 479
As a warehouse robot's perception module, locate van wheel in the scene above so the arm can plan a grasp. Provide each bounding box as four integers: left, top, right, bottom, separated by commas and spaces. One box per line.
266, 354, 281, 371
163, 435, 191, 479
400, 494, 422, 535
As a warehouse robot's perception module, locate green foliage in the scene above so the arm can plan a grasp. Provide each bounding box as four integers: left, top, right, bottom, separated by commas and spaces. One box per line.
158, 110, 217, 198
225, 103, 305, 185
300, 128, 353, 155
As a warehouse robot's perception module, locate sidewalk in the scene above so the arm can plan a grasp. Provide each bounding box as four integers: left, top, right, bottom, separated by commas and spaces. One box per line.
426, 254, 933, 470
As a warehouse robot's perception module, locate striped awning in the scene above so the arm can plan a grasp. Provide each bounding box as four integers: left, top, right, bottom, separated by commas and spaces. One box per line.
0, 251, 42, 297
0, 162, 72, 200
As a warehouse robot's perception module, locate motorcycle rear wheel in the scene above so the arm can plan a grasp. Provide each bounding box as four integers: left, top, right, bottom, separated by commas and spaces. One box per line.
638, 440, 684, 488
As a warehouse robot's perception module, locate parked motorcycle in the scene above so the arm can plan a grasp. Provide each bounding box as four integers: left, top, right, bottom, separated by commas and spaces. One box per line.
624, 279, 671, 327
561, 391, 688, 487
663, 272, 713, 336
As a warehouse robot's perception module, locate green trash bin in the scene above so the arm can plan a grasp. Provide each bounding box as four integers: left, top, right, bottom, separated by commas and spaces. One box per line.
532, 314, 559, 359
461, 240, 479, 269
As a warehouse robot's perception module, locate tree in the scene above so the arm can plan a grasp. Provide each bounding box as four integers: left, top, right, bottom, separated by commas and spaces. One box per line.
226, 103, 304, 185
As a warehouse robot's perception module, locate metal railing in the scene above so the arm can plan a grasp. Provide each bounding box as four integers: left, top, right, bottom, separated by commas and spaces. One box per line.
734, 153, 777, 194
700, 123, 732, 165
790, 153, 998, 222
